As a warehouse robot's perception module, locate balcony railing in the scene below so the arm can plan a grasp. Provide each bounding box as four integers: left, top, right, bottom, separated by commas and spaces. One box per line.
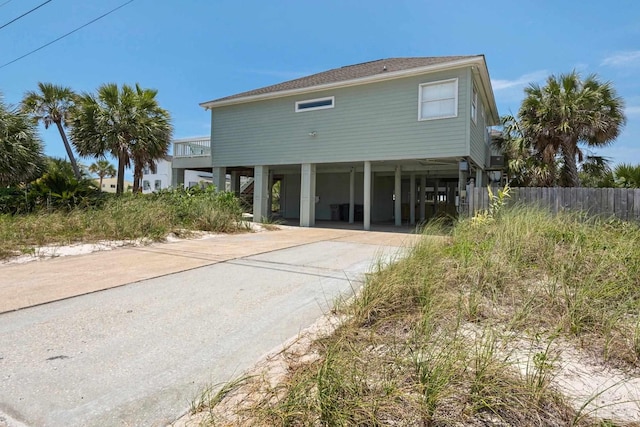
173, 137, 211, 158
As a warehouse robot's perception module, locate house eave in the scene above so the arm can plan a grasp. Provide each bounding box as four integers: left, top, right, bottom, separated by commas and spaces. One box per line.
472, 61, 500, 126
200, 57, 489, 110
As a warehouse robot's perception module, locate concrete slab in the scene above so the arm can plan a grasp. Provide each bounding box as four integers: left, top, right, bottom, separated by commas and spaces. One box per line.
0, 227, 419, 427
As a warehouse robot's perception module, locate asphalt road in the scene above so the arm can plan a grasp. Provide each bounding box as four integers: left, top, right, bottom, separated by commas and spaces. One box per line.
0, 227, 413, 427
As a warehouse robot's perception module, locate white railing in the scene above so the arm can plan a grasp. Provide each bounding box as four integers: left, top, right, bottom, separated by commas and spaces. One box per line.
173, 137, 211, 158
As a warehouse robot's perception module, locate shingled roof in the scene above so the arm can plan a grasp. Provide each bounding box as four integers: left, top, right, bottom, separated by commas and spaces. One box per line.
202, 56, 483, 106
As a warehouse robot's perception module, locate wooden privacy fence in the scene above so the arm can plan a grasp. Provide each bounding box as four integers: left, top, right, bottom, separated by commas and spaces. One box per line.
467, 182, 640, 221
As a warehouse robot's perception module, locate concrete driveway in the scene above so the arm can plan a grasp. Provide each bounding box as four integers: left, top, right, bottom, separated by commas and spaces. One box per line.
0, 226, 418, 427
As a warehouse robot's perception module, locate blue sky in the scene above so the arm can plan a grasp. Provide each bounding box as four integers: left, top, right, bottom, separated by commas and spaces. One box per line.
1, 0, 638, 177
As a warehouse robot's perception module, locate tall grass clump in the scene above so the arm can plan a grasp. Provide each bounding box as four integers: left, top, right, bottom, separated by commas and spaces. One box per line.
0, 186, 245, 259
451, 205, 640, 365
192, 204, 639, 426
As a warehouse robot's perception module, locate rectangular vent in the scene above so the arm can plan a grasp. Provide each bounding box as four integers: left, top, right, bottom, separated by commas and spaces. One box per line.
295, 96, 334, 112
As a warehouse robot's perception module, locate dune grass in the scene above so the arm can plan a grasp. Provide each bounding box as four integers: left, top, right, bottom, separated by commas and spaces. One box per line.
192, 206, 640, 426
0, 189, 246, 259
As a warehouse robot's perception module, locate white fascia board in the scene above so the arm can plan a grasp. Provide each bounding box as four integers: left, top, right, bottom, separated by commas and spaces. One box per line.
200, 57, 488, 109
473, 61, 500, 125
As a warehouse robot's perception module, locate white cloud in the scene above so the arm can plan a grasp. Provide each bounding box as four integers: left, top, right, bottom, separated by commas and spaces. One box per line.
491, 70, 548, 91
601, 51, 640, 67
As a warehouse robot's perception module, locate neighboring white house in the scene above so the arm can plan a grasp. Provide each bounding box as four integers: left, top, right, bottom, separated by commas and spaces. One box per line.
170, 136, 214, 189
142, 156, 173, 193
141, 146, 215, 193
184, 169, 213, 188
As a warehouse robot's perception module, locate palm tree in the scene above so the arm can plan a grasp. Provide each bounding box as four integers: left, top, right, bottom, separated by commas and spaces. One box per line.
493, 114, 554, 186
69, 83, 173, 194
519, 72, 626, 187
613, 163, 640, 188
578, 155, 615, 188
0, 94, 45, 186
21, 82, 81, 180
88, 159, 116, 191
127, 86, 172, 192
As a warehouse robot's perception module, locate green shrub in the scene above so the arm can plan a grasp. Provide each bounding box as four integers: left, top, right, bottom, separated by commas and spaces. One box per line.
0, 186, 246, 259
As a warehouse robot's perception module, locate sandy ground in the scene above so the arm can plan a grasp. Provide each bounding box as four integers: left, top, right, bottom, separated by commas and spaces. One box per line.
506, 336, 640, 422
175, 319, 640, 426
0, 223, 272, 267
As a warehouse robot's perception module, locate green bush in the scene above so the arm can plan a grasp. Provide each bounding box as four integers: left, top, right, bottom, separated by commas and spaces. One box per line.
0, 187, 34, 214
0, 186, 246, 259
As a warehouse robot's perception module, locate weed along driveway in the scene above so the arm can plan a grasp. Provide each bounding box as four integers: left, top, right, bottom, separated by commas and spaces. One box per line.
0, 226, 417, 427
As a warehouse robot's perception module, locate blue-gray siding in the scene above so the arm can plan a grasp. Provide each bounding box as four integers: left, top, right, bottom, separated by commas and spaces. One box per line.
211, 69, 472, 167
469, 73, 490, 169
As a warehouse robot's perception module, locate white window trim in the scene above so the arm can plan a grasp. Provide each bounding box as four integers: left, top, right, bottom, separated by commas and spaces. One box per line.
471, 85, 478, 124
418, 78, 458, 121
295, 96, 335, 113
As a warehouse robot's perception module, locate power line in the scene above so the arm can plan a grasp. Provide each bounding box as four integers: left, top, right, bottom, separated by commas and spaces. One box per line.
0, 0, 53, 31
0, 0, 134, 70
0, 1, 13, 9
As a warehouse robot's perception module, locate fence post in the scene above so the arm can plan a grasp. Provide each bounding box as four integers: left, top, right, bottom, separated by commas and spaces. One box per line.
468, 178, 475, 217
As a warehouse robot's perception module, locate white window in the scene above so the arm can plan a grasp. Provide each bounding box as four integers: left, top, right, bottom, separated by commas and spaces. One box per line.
481, 104, 489, 143
154, 180, 162, 190
419, 78, 458, 120
143, 166, 150, 175
143, 180, 150, 190
471, 85, 478, 124
295, 96, 334, 112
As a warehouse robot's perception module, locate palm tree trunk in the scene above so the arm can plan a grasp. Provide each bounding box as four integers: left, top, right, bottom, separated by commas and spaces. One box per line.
55, 121, 81, 180
133, 163, 141, 193
98, 176, 104, 191
562, 140, 581, 187
116, 152, 126, 195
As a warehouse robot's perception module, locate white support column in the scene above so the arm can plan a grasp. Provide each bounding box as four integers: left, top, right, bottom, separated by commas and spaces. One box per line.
349, 168, 355, 224
410, 173, 416, 225
458, 168, 466, 214
370, 170, 375, 210
394, 165, 402, 226
420, 175, 426, 222
434, 178, 440, 216
172, 168, 185, 188
212, 167, 226, 192
253, 165, 269, 223
267, 169, 274, 217
363, 161, 371, 231
230, 171, 240, 195
475, 168, 483, 188
310, 165, 316, 225
300, 163, 316, 227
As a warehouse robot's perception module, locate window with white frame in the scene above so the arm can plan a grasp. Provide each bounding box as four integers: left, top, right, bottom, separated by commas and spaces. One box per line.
295, 96, 334, 112
471, 85, 478, 124
143, 180, 150, 190
419, 78, 458, 120
154, 180, 162, 190
481, 104, 489, 143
